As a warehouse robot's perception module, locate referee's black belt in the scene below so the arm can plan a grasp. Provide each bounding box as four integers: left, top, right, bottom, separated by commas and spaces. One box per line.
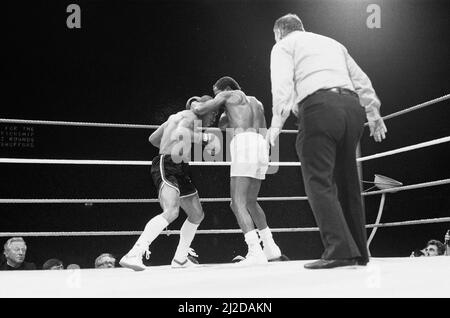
299, 87, 358, 106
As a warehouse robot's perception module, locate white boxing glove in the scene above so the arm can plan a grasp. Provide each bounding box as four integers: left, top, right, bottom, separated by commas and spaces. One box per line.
203, 133, 221, 156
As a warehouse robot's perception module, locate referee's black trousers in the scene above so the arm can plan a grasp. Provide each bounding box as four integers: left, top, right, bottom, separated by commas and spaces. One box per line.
296, 91, 369, 263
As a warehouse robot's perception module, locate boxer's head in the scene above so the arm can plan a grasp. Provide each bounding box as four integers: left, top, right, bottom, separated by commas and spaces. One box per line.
186, 95, 217, 127
186, 96, 200, 110
186, 95, 212, 110
201, 111, 218, 127
213, 76, 241, 95
198, 95, 218, 127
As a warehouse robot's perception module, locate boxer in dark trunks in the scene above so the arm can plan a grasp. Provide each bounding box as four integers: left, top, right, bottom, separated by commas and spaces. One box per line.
120, 95, 218, 271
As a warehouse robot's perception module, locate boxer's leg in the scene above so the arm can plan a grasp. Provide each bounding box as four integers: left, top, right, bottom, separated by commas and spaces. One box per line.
245, 178, 267, 230
171, 193, 204, 267
246, 178, 282, 260
231, 177, 267, 265
120, 184, 179, 271
230, 176, 255, 233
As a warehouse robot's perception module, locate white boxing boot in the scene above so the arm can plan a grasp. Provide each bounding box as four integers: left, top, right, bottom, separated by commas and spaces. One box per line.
234, 230, 268, 266
171, 248, 200, 268
263, 242, 282, 261
119, 245, 150, 271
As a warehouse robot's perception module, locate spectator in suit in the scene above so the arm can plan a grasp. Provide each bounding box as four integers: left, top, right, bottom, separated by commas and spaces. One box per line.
0, 237, 36, 270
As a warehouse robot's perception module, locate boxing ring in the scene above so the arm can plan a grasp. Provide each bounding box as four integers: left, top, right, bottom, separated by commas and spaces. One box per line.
1, 94, 449, 298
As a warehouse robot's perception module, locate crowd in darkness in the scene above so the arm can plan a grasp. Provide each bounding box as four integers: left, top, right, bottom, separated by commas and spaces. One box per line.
1, 231, 449, 271
0, 237, 117, 270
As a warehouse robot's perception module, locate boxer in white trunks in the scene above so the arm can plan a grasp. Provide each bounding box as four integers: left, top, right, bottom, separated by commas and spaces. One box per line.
192, 76, 287, 265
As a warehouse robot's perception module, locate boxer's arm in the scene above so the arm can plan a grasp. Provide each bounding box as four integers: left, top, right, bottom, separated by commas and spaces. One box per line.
249, 96, 264, 112
218, 112, 229, 130
171, 117, 206, 144
191, 93, 227, 116
149, 121, 168, 148
185, 118, 216, 145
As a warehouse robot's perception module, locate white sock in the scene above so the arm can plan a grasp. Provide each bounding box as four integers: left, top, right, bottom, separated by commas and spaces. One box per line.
173, 219, 199, 261
259, 227, 276, 247
244, 230, 261, 249
131, 214, 169, 253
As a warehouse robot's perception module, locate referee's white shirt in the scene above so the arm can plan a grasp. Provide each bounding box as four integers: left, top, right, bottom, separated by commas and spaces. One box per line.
270, 31, 381, 128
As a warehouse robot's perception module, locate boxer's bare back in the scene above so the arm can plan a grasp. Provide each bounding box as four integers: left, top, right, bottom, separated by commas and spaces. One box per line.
149, 110, 204, 159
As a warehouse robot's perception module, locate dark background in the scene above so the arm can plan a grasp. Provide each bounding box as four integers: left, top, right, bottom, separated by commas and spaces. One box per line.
1, 0, 449, 269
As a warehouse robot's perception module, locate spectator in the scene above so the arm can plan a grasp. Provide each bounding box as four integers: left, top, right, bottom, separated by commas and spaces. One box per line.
232, 255, 245, 263
95, 253, 116, 268
42, 258, 64, 270
0, 237, 36, 270
0, 253, 6, 268
410, 248, 425, 257
445, 230, 450, 256
424, 240, 446, 256
411, 238, 446, 257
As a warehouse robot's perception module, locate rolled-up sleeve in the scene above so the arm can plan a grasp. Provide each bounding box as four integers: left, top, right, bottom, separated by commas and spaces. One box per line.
344, 48, 381, 121
270, 44, 296, 128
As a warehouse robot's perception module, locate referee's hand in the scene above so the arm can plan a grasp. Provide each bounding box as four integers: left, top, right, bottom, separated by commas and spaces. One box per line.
368, 118, 387, 142
266, 127, 281, 147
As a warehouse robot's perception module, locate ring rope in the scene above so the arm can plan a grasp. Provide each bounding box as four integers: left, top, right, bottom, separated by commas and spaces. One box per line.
367, 193, 386, 247
0, 179, 448, 204
0, 158, 153, 166
366, 93, 450, 124
1, 93, 448, 133
0, 196, 307, 204
361, 179, 450, 196
0, 217, 448, 237
1, 136, 448, 166
0, 118, 160, 130
357, 136, 449, 162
